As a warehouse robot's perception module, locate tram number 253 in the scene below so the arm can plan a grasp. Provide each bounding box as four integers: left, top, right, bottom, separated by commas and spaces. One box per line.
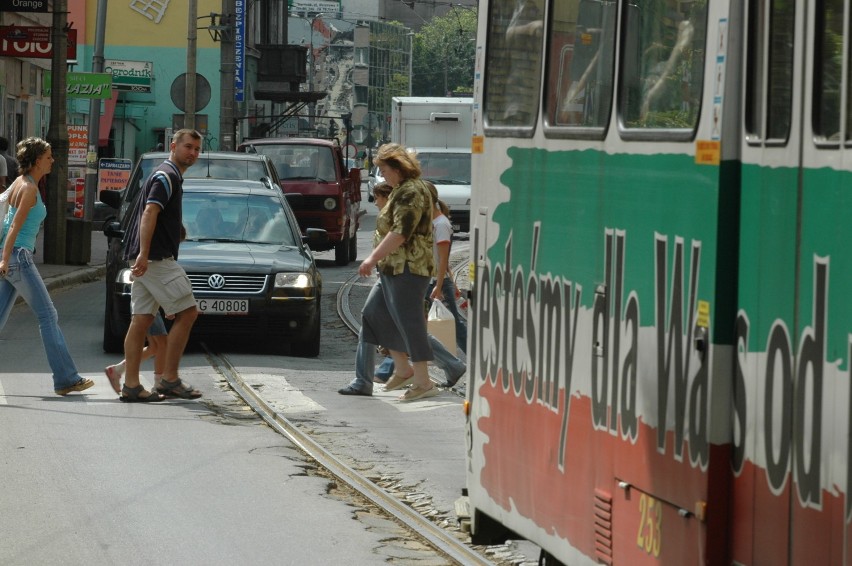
636, 494, 662, 558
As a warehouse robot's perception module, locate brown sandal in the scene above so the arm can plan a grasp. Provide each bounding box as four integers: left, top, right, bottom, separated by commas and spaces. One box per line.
156, 378, 202, 399
119, 384, 165, 403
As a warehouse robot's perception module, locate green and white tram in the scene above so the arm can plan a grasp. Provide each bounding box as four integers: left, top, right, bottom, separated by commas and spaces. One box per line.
464, 0, 852, 564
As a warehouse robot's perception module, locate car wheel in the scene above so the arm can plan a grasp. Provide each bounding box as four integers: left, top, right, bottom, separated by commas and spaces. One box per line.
348, 231, 357, 262
334, 232, 350, 266
291, 303, 321, 357
102, 296, 124, 353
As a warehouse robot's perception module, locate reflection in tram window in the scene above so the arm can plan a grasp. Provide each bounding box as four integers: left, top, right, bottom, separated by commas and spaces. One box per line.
545, 0, 617, 129
620, 0, 708, 130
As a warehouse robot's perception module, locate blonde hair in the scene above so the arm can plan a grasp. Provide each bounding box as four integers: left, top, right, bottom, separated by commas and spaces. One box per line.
375, 143, 421, 181
16, 137, 50, 174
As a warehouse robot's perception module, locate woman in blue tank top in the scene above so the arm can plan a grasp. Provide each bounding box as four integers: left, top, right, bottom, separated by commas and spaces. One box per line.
0, 137, 94, 396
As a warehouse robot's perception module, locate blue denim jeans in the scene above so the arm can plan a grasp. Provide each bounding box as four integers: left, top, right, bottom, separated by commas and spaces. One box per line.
427, 277, 467, 353
0, 247, 84, 390
347, 326, 376, 393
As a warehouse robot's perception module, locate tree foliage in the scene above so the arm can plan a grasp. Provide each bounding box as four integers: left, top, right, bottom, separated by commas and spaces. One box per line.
412, 8, 476, 97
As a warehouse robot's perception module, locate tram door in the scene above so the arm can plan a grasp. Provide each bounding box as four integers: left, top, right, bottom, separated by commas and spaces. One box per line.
737, 2, 850, 565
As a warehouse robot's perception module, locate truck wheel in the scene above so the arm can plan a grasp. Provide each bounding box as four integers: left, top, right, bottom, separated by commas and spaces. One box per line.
348, 232, 358, 262
334, 233, 350, 266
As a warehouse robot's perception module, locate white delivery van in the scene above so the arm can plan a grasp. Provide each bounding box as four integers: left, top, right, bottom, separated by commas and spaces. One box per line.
391, 97, 472, 232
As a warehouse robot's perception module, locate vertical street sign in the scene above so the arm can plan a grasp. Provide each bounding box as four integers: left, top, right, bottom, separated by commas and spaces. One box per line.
234, 0, 245, 102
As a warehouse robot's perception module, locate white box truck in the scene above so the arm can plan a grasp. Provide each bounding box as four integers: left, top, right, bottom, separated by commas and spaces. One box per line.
391, 97, 472, 232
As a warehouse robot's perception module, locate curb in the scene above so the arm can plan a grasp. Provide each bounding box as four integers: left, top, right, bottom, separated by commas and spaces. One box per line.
15, 265, 107, 306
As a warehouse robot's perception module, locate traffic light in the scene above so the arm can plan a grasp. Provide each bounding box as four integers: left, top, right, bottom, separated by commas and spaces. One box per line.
328, 120, 338, 138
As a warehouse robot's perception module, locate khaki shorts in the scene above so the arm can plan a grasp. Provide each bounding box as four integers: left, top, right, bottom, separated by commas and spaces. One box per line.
130, 258, 197, 317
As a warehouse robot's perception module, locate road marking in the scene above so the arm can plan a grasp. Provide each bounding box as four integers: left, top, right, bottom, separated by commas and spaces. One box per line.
243, 374, 325, 414
0, 380, 6, 404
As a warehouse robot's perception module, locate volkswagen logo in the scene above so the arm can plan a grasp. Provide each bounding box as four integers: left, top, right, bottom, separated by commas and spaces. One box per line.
207, 274, 226, 290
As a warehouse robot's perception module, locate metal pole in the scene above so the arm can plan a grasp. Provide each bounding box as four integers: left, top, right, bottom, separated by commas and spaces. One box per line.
83, 0, 108, 228
185, 0, 198, 130
43, 0, 69, 264
308, 14, 315, 128
408, 31, 414, 96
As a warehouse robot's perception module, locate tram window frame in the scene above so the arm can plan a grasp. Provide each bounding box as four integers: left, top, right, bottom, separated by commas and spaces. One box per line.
744, 0, 795, 147
813, 0, 844, 147
616, 0, 708, 142
482, 0, 546, 137
541, 0, 617, 140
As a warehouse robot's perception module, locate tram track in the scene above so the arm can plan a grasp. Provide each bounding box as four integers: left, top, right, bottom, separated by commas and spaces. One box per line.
205, 347, 493, 566
201, 244, 513, 565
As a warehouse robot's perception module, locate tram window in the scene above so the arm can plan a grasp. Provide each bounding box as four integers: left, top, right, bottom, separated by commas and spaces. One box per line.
544, 0, 617, 131
619, 0, 707, 132
483, 0, 545, 131
813, 0, 843, 143
744, 0, 794, 143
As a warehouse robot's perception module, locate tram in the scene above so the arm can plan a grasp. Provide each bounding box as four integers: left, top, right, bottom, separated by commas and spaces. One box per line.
463, 0, 851, 564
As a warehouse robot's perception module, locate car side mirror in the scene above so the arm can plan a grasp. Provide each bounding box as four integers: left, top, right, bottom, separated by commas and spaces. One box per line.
99, 188, 123, 209
304, 228, 329, 247
103, 220, 124, 240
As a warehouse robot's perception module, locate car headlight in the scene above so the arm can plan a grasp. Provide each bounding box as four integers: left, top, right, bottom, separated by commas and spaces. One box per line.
274, 272, 314, 288
323, 197, 337, 210
116, 268, 134, 284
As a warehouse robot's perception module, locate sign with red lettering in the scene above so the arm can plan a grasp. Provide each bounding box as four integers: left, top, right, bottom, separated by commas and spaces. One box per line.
0, 27, 77, 60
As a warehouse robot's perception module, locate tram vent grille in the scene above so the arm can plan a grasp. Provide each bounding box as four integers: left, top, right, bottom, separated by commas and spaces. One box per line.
593, 488, 613, 564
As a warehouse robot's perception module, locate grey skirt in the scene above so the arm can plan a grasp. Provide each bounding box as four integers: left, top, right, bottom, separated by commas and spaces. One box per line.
361, 265, 433, 362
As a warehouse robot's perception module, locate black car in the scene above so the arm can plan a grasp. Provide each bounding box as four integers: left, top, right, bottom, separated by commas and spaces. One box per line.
101, 178, 326, 357
100, 151, 282, 234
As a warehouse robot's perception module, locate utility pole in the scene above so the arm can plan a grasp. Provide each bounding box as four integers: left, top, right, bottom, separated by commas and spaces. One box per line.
219, 0, 236, 150
185, 0, 198, 130
43, 0, 69, 264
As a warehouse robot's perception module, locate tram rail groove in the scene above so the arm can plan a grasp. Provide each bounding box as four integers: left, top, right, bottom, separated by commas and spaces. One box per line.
206, 348, 495, 566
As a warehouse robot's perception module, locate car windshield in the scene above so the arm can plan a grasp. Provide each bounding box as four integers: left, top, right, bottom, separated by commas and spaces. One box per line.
418, 153, 471, 184
183, 193, 297, 246
249, 144, 337, 182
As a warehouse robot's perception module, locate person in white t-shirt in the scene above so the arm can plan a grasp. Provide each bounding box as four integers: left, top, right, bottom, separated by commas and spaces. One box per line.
428, 196, 468, 355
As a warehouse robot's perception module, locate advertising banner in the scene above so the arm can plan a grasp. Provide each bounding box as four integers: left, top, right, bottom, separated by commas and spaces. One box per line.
104, 59, 153, 93
45, 72, 112, 99
97, 158, 132, 192
0, 27, 77, 60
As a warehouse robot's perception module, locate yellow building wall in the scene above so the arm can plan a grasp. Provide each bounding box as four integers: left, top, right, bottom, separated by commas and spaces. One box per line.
83, 1, 222, 48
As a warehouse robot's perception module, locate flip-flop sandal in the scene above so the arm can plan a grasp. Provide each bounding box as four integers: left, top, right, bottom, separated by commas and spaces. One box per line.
383, 373, 414, 392
104, 365, 124, 394
399, 384, 440, 402
119, 384, 165, 403
156, 378, 202, 399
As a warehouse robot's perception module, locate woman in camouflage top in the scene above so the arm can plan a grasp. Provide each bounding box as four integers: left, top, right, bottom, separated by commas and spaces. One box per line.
356, 143, 438, 401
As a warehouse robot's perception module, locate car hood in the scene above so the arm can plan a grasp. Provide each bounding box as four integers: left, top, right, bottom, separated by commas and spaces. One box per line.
431, 182, 470, 209
178, 241, 312, 273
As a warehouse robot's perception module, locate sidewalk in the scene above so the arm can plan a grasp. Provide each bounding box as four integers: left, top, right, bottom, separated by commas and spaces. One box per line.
34, 228, 109, 294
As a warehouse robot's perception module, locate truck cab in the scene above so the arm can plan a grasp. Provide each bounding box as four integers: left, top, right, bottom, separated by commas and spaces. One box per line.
238, 138, 362, 265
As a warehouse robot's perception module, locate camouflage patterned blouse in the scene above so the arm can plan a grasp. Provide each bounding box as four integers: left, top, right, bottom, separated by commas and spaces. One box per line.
373, 177, 435, 277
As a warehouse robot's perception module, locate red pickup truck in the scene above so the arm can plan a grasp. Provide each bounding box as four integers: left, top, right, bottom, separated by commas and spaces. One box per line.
238, 138, 362, 265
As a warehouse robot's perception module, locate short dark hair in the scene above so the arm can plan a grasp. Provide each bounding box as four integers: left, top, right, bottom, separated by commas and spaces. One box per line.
373, 182, 392, 199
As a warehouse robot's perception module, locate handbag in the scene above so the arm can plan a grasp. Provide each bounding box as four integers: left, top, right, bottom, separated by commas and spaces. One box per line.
427, 298, 456, 353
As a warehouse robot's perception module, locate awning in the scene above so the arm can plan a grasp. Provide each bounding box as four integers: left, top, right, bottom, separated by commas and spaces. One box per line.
98, 90, 118, 147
